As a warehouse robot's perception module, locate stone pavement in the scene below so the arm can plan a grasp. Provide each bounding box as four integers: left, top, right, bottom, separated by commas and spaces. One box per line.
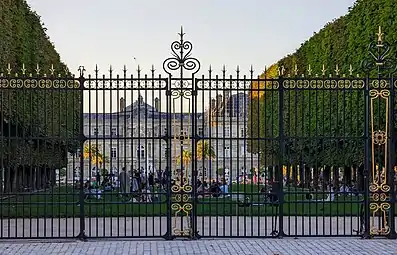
0, 238, 396, 255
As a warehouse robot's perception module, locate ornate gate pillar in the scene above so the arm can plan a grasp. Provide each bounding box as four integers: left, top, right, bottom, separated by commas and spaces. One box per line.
163, 27, 200, 239
363, 26, 397, 238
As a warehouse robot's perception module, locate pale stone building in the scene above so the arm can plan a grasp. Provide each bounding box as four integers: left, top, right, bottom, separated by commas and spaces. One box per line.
67, 92, 258, 181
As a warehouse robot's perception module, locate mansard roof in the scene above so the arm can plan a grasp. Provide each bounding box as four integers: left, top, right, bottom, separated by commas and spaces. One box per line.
83, 98, 204, 120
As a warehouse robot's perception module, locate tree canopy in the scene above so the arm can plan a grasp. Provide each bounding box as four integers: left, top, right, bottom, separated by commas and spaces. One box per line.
248, 0, 397, 168
0, 0, 80, 168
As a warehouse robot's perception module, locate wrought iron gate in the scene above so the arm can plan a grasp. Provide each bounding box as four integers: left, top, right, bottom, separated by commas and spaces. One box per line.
0, 27, 396, 240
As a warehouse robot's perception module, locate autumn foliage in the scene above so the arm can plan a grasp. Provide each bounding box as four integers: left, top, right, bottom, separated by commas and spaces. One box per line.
249, 64, 279, 99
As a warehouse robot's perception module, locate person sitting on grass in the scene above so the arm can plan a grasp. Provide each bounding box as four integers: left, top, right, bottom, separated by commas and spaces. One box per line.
261, 186, 278, 204
219, 180, 229, 196
210, 181, 221, 198
305, 187, 314, 200
77, 180, 100, 206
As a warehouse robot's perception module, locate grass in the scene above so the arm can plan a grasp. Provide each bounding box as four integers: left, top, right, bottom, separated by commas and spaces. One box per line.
0, 184, 376, 218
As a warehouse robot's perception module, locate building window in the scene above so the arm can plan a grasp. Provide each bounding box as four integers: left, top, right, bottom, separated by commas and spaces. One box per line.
224, 127, 230, 137
111, 148, 117, 158
240, 145, 246, 156
137, 145, 145, 158
93, 128, 98, 135
224, 146, 230, 157
148, 143, 152, 157
240, 128, 245, 137
198, 127, 203, 136
111, 127, 117, 136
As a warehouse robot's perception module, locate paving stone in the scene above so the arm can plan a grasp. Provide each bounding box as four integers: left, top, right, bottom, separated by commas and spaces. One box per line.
0, 238, 396, 255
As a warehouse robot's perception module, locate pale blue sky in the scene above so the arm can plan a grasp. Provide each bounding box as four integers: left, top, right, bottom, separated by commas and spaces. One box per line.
27, 0, 356, 76
26, 0, 356, 112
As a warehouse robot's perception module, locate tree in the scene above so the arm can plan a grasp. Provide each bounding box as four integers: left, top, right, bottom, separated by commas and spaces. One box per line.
0, 0, 80, 192
176, 149, 192, 167
83, 144, 109, 168
196, 140, 216, 176
247, 0, 397, 185
217, 167, 225, 177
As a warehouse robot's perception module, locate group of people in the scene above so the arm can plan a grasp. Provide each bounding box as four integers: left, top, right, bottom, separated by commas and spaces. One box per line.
78, 167, 167, 202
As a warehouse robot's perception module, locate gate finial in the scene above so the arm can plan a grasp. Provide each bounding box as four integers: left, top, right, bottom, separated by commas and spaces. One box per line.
377, 26, 383, 45
179, 26, 185, 39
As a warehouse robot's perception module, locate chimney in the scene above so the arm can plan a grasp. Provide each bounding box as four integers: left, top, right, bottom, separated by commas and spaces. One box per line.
224, 90, 230, 102
154, 97, 160, 111
216, 94, 223, 107
120, 97, 126, 112
211, 98, 216, 109
138, 93, 143, 105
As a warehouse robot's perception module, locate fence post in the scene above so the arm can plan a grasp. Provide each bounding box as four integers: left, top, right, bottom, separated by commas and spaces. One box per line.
77, 66, 87, 241
163, 84, 173, 240
363, 76, 371, 239
387, 78, 397, 239
277, 73, 285, 238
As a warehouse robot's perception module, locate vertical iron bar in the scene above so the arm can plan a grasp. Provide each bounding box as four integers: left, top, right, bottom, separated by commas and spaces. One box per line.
363, 76, 371, 238
277, 75, 285, 237
388, 76, 396, 239
191, 78, 198, 239
78, 71, 87, 240
164, 78, 173, 240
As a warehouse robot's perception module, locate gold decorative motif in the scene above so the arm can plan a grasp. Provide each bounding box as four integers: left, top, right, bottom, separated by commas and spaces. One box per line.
49, 64, 55, 76
281, 79, 364, 89
6, 64, 12, 75
373, 130, 386, 145
307, 65, 312, 76
369, 88, 391, 236
171, 88, 193, 237
335, 64, 340, 76
0, 78, 80, 89
377, 26, 384, 44
371, 79, 389, 89
321, 64, 327, 76
349, 64, 354, 76
21, 63, 26, 75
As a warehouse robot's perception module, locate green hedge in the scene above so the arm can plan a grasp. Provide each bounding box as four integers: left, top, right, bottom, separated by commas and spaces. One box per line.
0, 0, 80, 167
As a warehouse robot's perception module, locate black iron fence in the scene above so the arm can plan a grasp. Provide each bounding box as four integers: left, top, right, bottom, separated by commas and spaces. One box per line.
0, 28, 396, 240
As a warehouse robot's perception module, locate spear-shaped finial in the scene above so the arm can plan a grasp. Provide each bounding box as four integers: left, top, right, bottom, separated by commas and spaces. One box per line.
377, 25, 383, 44
278, 65, 285, 76
294, 64, 298, 76
335, 64, 340, 76
49, 64, 55, 76
6, 63, 12, 75
78, 66, 86, 77
222, 65, 226, 74
307, 64, 312, 76
35, 63, 40, 75
349, 64, 354, 76
21, 63, 26, 75
178, 26, 185, 40
321, 64, 327, 76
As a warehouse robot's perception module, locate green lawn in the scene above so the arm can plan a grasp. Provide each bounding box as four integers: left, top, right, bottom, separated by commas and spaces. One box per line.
0, 184, 380, 218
